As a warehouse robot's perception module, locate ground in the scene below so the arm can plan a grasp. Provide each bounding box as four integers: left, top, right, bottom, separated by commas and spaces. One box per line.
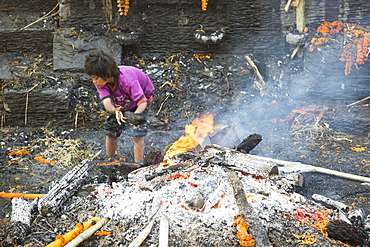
0, 51, 370, 246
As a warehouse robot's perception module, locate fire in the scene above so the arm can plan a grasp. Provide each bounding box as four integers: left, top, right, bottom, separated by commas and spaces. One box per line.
163, 113, 214, 163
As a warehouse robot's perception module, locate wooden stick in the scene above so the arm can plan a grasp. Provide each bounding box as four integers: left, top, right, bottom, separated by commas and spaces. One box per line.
64, 218, 109, 247
291, 45, 300, 59
159, 215, 169, 247
128, 220, 155, 247
347, 95, 370, 106
246, 153, 370, 183
312, 194, 349, 211
19, 3, 59, 31
244, 56, 265, 85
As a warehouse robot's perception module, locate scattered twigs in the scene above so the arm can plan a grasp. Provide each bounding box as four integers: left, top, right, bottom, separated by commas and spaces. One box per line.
128, 220, 155, 247
347, 95, 370, 107
244, 55, 265, 85
159, 215, 169, 247
64, 218, 110, 247
19, 3, 59, 31
156, 94, 170, 116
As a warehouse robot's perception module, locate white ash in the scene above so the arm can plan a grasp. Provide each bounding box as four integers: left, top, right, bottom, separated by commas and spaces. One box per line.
91, 160, 308, 245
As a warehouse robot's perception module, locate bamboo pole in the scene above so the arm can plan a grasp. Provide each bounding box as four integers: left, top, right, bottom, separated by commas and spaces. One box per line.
246, 153, 370, 183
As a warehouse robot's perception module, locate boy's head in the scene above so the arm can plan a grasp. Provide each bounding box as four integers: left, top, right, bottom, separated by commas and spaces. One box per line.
84, 50, 120, 80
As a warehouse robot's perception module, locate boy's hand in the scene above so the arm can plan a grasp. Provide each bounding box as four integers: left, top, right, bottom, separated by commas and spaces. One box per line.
114, 107, 126, 125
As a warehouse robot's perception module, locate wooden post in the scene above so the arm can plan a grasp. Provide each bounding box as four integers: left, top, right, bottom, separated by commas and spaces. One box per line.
296, 0, 306, 33
296, 0, 306, 57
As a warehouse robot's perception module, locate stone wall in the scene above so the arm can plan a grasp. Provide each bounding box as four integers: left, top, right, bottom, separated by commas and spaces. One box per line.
1, 0, 370, 56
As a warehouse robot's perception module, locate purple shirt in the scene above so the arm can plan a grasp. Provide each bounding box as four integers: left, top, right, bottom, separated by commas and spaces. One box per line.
96, 66, 155, 111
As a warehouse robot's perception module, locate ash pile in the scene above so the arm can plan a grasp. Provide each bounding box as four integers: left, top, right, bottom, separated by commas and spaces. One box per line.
4, 142, 370, 246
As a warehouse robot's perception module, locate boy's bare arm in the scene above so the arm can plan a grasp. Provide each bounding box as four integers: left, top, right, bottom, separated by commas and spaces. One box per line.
134, 102, 147, 114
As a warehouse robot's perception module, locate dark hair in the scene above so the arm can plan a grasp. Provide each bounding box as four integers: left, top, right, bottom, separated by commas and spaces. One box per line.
84, 50, 120, 80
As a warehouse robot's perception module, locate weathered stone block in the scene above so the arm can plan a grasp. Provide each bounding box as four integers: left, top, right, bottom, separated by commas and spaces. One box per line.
53, 30, 122, 71
3, 87, 72, 127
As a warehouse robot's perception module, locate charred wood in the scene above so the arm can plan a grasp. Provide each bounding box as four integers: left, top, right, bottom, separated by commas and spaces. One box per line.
38, 159, 94, 216
143, 148, 164, 166
208, 124, 240, 148
203, 144, 279, 177
123, 111, 146, 126
236, 133, 262, 154
144, 163, 188, 181
326, 219, 369, 246
96, 162, 144, 182
3, 197, 32, 246
227, 170, 270, 246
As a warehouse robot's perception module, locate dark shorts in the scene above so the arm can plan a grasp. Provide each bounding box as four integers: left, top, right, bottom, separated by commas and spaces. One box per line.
104, 105, 150, 138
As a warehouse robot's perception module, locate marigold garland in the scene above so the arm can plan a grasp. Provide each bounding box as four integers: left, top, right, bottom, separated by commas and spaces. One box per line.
309, 21, 370, 75
116, 1, 208, 15
201, 0, 208, 11
232, 215, 255, 247
117, 0, 130, 16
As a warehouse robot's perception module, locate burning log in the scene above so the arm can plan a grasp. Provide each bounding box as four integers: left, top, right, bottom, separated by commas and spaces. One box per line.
38, 159, 94, 216
3, 197, 33, 246
208, 124, 240, 148
203, 144, 279, 177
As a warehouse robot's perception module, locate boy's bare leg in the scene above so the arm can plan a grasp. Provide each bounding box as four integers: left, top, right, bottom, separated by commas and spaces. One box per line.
106, 135, 118, 157
132, 136, 144, 163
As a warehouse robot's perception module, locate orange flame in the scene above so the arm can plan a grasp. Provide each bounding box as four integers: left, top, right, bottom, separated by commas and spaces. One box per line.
164, 113, 214, 163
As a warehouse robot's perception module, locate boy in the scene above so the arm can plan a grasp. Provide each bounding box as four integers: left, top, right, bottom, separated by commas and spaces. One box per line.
84, 50, 155, 163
